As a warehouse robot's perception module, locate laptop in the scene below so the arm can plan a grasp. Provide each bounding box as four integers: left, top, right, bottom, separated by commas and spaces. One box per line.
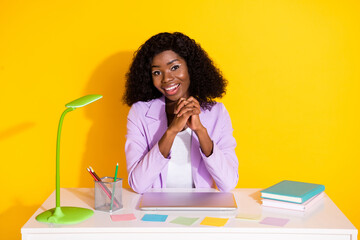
139, 191, 237, 211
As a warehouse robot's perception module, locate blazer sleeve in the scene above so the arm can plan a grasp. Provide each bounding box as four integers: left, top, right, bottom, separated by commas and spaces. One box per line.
200, 103, 239, 192
125, 104, 170, 194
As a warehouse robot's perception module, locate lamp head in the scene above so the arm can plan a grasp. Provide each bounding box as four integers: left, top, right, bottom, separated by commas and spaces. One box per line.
65, 94, 102, 109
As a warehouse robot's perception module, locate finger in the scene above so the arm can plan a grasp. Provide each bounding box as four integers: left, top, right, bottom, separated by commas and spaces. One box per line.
179, 102, 200, 116
176, 106, 194, 117
191, 107, 201, 115
181, 109, 196, 120
187, 96, 200, 106
169, 116, 188, 133
187, 96, 199, 104
178, 105, 201, 117
186, 97, 201, 110
174, 98, 188, 114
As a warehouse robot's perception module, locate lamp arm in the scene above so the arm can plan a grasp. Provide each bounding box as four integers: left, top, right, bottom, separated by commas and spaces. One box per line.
56, 107, 75, 208
36, 95, 101, 224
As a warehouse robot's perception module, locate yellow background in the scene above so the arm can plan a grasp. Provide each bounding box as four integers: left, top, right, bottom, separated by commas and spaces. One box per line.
1, 0, 359, 239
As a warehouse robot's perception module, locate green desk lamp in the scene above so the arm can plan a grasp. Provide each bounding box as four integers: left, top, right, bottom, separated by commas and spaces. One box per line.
36, 94, 102, 224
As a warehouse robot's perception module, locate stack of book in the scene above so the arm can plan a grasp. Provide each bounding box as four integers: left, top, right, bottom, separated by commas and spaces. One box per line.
260, 180, 325, 211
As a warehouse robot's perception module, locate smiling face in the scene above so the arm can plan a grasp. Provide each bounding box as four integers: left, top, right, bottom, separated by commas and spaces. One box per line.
151, 50, 190, 103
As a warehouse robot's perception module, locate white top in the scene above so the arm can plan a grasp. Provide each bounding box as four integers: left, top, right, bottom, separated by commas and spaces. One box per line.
166, 127, 194, 188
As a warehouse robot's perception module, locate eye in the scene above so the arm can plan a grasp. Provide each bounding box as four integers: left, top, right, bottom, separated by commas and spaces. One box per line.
171, 64, 180, 71
152, 70, 161, 76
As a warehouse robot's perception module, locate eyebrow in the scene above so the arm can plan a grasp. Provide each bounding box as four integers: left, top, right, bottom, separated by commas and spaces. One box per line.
151, 59, 179, 68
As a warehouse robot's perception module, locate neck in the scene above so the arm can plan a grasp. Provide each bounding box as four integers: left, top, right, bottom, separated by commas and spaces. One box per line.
165, 98, 177, 115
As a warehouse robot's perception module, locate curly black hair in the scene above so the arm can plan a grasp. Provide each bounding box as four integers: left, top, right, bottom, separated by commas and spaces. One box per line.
123, 32, 227, 110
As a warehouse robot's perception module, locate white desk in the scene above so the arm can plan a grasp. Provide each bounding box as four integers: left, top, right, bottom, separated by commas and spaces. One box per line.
21, 188, 358, 240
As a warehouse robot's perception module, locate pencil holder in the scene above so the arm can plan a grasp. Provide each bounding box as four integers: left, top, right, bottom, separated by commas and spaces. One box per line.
94, 177, 123, 212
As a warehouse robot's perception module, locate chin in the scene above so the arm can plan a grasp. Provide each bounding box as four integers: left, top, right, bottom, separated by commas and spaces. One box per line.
165, 95, 181, 102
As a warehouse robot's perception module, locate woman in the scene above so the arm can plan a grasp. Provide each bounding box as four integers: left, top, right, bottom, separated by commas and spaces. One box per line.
123, 32, 238, 193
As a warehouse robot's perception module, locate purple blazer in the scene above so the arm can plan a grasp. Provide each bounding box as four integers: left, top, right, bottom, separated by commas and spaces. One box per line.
125, 96, 238, 193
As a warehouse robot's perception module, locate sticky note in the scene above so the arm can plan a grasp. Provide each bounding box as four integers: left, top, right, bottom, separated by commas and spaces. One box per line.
141, 214, 168, 222
236, 213, 261, 221
110, 213, 136, 221
200, 217, 229, 227
170, 217, 199, 226
259, 217, 289, 227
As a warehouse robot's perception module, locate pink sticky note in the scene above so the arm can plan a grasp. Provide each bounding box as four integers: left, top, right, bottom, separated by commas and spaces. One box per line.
259, 217, 289, 227
111, 213, 137, 221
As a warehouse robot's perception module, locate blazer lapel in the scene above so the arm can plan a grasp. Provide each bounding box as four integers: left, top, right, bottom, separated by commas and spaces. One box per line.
145, 96, 168, 187
145, 96, 168, 150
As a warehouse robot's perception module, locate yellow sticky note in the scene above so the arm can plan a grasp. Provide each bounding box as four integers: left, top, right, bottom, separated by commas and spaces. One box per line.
235, 213, 261, 221
200, 217, 229, 227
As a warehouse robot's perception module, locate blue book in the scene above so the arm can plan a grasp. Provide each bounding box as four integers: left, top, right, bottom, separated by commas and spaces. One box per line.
260, 180, 325, 204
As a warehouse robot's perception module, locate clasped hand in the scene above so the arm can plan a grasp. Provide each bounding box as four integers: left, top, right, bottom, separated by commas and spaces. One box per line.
168, 96, 203, 133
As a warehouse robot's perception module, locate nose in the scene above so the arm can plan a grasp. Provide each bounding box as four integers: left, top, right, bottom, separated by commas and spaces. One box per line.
162, 70, 174, 83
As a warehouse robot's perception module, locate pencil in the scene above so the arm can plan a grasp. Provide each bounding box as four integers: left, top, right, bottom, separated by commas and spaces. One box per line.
87, 167, 97, 180
89, 166, 101, 181
114, 163, 119, 182
110, 163, 119, 212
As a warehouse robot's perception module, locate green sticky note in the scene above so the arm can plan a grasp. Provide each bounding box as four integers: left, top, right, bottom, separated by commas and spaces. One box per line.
170, 217, 199, 226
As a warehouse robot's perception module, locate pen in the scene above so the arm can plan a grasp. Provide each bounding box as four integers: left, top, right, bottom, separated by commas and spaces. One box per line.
110, 163, 119, 212
87, 167, 119, 208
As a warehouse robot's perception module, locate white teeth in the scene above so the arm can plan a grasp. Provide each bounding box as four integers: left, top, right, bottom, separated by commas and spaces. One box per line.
165, 84, 179, 91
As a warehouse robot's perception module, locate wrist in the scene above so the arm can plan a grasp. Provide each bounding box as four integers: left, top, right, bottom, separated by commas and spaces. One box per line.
194, 126, 207, 136
165, 128, 178, 138
159, 129, 178, 158
194, 127, 213, 157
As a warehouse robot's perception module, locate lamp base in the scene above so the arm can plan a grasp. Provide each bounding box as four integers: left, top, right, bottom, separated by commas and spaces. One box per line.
36, 206, 94, 224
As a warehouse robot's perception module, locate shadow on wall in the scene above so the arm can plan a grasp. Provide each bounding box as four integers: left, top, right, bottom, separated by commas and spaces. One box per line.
0, 200, 38, 240
79, 51, 134, 188
0, 122, 35, 141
